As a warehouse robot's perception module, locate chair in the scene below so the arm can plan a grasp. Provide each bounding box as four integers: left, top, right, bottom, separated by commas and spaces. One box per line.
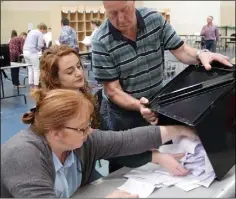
226, 33, 236, 50
193, 32, 201, 48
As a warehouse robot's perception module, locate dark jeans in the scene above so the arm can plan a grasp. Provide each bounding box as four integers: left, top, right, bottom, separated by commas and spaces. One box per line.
105, 100, 151, 173
10, 56, 20, 86
10, 67, 20, 86
107, 99, 149, 130
99, 98, 109, 130
205, 40, 216, 52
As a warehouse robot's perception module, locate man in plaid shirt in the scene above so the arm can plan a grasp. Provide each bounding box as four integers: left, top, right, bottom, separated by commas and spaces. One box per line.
59, 18, 79, 52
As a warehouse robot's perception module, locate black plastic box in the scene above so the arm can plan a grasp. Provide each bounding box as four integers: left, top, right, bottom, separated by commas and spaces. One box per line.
0, 44, 11, 67
149, 62, 235, 180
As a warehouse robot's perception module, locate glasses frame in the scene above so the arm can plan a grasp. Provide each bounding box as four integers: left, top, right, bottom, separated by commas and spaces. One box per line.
64, 125, 90, 136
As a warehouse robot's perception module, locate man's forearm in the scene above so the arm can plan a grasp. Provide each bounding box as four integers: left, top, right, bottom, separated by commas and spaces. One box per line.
171, 43, 199, 65
107, 88, 140, 111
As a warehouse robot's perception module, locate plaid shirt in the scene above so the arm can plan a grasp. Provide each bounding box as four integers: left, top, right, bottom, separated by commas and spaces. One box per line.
92, 7, 183, 100
9, 36, 25, 62
59, 26, 78, 50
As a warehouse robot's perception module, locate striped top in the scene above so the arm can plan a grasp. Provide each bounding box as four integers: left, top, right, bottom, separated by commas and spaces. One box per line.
92, 7, 184, 99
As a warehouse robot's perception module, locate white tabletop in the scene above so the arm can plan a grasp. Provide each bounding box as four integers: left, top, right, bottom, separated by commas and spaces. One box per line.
72, 165, 235, 198
0, 62, 32, 70
220, 36, 235, 39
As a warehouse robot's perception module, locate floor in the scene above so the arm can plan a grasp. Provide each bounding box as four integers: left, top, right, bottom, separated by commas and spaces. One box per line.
1, 47, 235, 176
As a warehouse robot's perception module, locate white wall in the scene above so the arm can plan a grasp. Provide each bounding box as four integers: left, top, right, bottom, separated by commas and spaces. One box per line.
143, 1, 221, 35
1, 1, 145, 43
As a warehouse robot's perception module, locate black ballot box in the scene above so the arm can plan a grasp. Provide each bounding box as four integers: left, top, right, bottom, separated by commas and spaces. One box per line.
149, 62, 235, 180
0, 44, 11, 67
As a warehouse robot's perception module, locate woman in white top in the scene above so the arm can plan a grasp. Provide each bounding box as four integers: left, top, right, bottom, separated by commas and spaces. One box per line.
23, 23, 47, 89
83, 19, 102, 51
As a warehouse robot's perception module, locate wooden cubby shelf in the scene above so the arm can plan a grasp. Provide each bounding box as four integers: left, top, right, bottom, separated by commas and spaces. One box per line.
62, 8, 169, 51
70, 12, 77, 22
61, 9, 107, 51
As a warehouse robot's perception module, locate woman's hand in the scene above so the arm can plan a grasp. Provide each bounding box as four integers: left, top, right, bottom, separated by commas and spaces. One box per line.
139, 97, 158, 125
152, 151, 189, 176
105, 190, 139, 198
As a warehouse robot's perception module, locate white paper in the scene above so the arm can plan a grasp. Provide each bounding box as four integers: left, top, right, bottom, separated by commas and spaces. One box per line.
125, 172, 161, 185
205, 154, 214, 173
118, 178, 155, 198
175, 182, 202, 192
196, 172, 216, 188
134, 162, 162, 172
81, 36, 92, 46
122, 137, 216, 193
174, 137, 201, 154
162, 177, 183, 187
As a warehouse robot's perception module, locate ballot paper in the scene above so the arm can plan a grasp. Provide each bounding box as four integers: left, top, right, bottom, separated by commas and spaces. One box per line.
120, 138, 216, 196
118, 178, 155, 198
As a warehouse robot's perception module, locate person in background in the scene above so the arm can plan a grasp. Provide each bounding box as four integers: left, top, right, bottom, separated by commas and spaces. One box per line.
84, 19, 102, 51
43, 27, 52, 48
59, 18, 79, 52
8, 30, 17, 43
23, 23, 47, 90
200, 16, 220, 52
92, 1, 232, 173
1, 88, 198, 198
9, 32, 27, 88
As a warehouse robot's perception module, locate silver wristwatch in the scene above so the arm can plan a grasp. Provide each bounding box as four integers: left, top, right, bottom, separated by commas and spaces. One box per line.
196, 49, 209, 61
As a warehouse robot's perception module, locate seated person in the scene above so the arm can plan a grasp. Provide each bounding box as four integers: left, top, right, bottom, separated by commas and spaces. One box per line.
39, 45, 102, 129
1, 88, 198, 198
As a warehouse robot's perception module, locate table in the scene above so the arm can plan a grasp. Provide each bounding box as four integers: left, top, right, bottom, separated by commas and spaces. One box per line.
73, 165, 235, 198
0, 62, 32, 104
220, 36, 235, 50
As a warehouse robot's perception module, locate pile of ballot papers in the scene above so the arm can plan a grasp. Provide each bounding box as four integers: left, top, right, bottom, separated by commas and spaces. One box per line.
118, 137, 216, 198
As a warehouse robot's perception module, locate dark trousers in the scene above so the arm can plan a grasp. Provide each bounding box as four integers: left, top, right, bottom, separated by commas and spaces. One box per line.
205, 40, 216, 52
10, 56, 20, 86
10, 67, 20, 86
105, 100, 150, 173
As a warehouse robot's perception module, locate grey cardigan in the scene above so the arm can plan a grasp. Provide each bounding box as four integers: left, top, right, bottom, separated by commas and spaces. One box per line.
1, 126, 162, 198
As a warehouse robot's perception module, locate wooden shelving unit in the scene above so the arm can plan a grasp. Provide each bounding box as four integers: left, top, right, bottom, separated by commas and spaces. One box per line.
159, 8, 171, 24
61, 9, 106, 51
61, 8, 170, 51
162, 12, 170, 23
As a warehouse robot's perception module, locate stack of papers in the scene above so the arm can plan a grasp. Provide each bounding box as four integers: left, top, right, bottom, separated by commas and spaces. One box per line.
118, 138, 216, 198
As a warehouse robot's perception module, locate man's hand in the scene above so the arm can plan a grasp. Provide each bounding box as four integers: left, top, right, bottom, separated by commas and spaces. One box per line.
106, 190, 139, 198
199, 51, 233, 70
140, 97, 158, 125
152, 151, 189, 176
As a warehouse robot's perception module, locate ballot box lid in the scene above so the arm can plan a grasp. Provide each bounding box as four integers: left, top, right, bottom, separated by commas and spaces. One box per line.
149, 62, 235, 127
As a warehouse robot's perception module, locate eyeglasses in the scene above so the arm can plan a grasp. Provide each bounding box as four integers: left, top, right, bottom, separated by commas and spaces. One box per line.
64, 124, 91, 136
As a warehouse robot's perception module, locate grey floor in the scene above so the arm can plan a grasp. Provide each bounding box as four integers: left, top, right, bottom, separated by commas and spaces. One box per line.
1, 45, 235, 177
